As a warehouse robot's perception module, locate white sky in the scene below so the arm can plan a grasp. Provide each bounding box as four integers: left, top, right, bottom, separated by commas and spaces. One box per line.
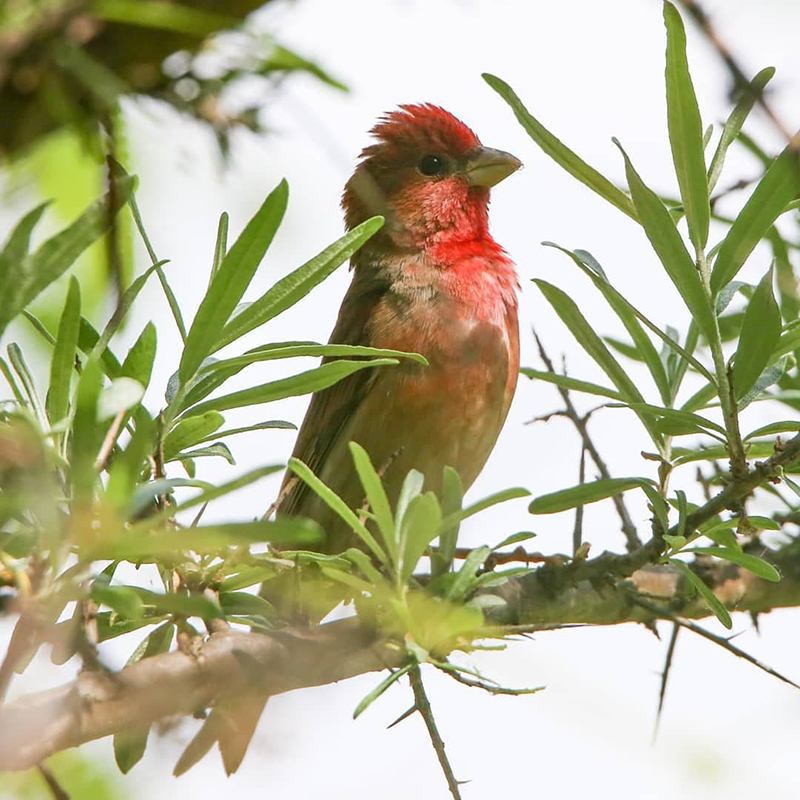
2, 0, 800, 797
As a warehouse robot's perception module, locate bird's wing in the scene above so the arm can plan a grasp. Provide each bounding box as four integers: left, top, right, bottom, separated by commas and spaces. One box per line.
277, 272, 388, 519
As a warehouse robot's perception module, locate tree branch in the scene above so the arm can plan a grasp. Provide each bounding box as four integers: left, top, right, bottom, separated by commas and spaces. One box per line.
2, 435, 800, 771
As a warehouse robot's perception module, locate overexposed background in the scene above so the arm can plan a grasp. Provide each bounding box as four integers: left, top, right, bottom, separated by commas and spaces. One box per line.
2, 0, 800, 797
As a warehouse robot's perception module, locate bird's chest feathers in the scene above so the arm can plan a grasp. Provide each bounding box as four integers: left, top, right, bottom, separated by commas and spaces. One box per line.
367, 263, 517, 413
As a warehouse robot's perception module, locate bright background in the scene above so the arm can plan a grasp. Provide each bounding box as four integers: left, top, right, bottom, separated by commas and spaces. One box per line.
2, 0, 800, 797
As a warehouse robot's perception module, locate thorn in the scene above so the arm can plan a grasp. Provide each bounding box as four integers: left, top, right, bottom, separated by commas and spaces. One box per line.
387, 704, 417, 729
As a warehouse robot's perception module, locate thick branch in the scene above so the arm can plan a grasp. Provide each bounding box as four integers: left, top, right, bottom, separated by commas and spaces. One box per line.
2, 437, 800, 771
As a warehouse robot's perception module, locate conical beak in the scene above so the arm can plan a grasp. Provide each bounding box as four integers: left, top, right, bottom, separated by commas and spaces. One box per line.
466, 147, 523, 187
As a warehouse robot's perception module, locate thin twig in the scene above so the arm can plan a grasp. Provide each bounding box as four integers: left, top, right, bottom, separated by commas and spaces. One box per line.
653, 622, 680, 741
409, 665, 462, 800
434, 661, 544, 696
533, 330, 642, 550
574, 444, 587, 555
94, 409, 125, 471
436, 546, 568, 568
37, 763, 69, 800
263, 476, 298, 520
629, 594, 800, 691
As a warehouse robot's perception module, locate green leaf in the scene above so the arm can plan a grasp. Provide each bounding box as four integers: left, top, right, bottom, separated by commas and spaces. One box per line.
707, 67, 776, 193
542, 243, 676, 401
447, 545, 491, 602
529, 477, 653, 514
614, 140, 716, 341
399, 492, 442, 584
120, 322, 157, 389
670, 558, 731, 628
113, 620, 174, 773
70, 358, 104, 500
288, 457, 387, 565
8, 343, 47, 426
163, 412, 225, 461
78, 317, 122, 378
136, 589, 221, 619
430, 466, 464, 578
533, 278, 663, 445
687, 547, 781, 582
0, 202, 49, 275
349, 442, 396, 562
91, 583, 145, 618
98, 519, 322, 560
520, 368, 623, 401
185, 358, 398, 417
179, 342, 424, 412
711, 141, 800, 293
744, 420, 800, 441
353, 664, 413, 719
219, 592, 276, 619
437, 487, 530, 534
639, 483, 670, 536
196, 420, 296, 444
620, 402, 727, 439
483, 73, 637, 219
215, 216, 384, 351
97, 377, 143, 420
664, 1, 710, 252
174, 465, 283, 512
209, 211, 229, 283
732, 264, 781, 399
0, 175, 134, 338
219, 566, 279, 593
180, 181, 289, 383
173, 442, 235, 465
105, 409, 155, 513
46, 276, 81, 425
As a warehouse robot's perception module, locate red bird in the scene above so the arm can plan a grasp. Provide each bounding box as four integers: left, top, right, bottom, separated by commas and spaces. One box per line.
280, 105, 521, 552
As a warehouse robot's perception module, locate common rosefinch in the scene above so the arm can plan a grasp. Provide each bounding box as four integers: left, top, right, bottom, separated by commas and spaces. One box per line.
280, 104, 521, 553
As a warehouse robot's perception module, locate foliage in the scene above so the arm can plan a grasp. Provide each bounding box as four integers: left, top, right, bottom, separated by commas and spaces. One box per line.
0, 3, 799, 797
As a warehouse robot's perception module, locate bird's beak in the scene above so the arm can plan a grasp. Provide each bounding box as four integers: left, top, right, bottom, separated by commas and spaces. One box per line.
466, 147, 523, 187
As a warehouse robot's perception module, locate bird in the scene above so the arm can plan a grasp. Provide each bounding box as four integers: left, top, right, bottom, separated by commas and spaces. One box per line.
278, 104, 522, 555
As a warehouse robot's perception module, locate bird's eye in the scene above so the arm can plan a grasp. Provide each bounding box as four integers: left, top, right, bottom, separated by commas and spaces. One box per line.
418, 154, 444, 176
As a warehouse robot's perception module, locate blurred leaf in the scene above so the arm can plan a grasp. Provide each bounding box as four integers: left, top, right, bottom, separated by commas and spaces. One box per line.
105, 408, 155, 512
0, 175, 134, 338
196, 420, 296, 445
8, 343, 47, 426
180, 181, 289, 383
46, 276, 81, 426
186, 358, 399, 417
529, 477, 653, 514
447, 545, 491, 602
95, 0, 240, 36
219, 592, 276, 619
483, 74, 637, 219
91, 582, 145, 618
710, 141, 800, 293
534, 278, 664, 445
163, 412, 225, 461
614, 140, 716, 340
400, 492, 442, 584
349, 442, 396, 562
129, 477, 212, 518
733, 264, 781, 399
671, 558, 731, 628
620, 402, 727, 439
289, 457, 386, 564
113, 620, 175, 772
708, 67, 776, 193
79, 317, 122, 378
664, 2, 709, 252
136, 589, 221, 619
215, 216, 384, 351
174, 464, 282, 513
97, 377, 143, 420
219, 566, 279, 593
431, 466, 464, 578
70, 358, 104, 500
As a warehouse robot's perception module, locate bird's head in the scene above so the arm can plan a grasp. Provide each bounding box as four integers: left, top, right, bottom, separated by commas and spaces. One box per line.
342, 104, 521, 258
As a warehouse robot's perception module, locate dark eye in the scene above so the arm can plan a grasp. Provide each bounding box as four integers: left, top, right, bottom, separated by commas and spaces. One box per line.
418, 154, 444, 176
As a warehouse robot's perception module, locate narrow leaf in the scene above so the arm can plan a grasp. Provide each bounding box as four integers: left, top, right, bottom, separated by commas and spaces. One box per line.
520, 367, 622, 401
483, 74, 637, 219
711, 140, 800, 293
529, 477, 652, 514
46, 277, 81, 425
670, 559, 732, 628
687, 546, 780, 582
664, 1, 710, 251
349, 442, 396, 562
180, 181, 289, 382
215, 216, 384, 351
732, 264, 781, 399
